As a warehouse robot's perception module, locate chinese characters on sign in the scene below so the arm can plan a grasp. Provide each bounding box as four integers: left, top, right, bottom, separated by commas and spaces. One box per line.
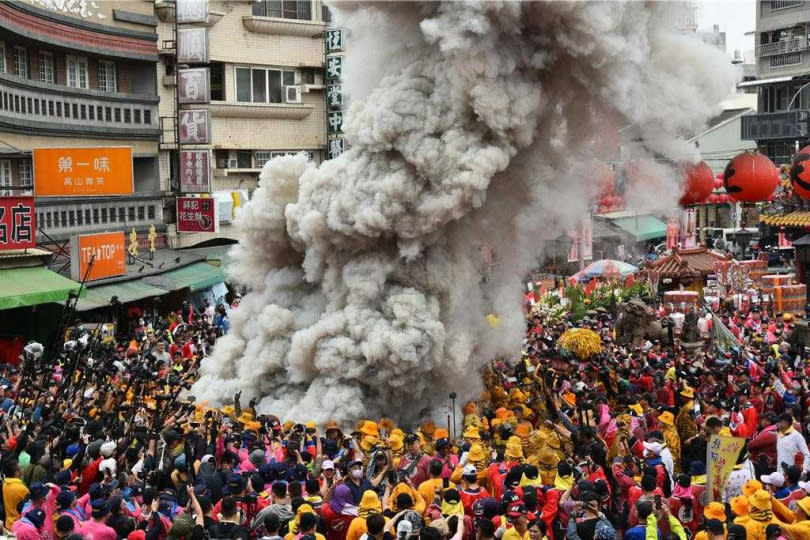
326, 28, 344, 52
178, 28, 209, 64
327, 84, 342, 108
70, 231, 126, 282
327, 139, 345, 160
179, 150, 212, 193
328, 111, 343, 134
326, 56, 343, 81
176, 0, 208, 23
178, 68, 211, 104
179, 110, 211, 144
0, 197, 35, 250
176, 197, 218, 233
325, 28, 346, 159
706, 435, 746, 502
33, 147, 133, 197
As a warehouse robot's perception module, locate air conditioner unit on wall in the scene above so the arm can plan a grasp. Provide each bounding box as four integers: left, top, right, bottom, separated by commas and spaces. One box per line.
227, 150, 238, 169
285, 85, 302, 103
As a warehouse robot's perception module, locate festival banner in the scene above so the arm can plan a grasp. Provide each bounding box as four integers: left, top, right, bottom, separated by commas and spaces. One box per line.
176, 197, 219, 233
70, 231, 126, 282
0, 197, 35, 250
706, 434, 746, 501
666, 216, 680, 250
33, 147, 133, 197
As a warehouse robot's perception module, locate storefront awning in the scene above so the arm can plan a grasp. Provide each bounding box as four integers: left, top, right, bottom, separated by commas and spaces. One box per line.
142, 262, 225, 292
71, 280, 169, 312
761, 212, 810, 227
604, 214, 667, 241
0, 266, 85, 310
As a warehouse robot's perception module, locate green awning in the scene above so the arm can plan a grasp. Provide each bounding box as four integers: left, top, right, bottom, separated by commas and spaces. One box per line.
0, 266, 85, 310
72, 280, 169, 312
143, 262, 225, 292
608, 214, 667, 241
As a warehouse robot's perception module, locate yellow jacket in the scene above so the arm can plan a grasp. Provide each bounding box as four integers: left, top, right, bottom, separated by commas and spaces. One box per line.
347, 515, 390, 540
3, 477, 29, 529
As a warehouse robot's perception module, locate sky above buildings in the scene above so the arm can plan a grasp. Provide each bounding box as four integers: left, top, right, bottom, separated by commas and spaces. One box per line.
696, 0, 755, 57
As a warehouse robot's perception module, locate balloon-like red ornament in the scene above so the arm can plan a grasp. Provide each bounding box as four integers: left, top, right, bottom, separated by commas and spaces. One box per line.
723, 151, 779, 202
790, 145, 810, 199
680, 161, 714, 206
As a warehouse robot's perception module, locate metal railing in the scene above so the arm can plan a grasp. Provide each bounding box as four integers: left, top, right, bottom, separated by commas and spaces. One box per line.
0, 71, 159, 137
35, 195, 165, 238
759, 37, 808, 57
741, 109, 810, 139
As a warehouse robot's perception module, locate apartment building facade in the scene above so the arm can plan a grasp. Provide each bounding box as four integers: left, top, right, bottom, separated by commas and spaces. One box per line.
157, 0, 328, 248
0, 0, 162, 244
741, 0, 810, 164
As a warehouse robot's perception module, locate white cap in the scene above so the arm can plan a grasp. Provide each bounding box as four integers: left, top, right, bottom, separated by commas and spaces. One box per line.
397, 520, 413, 537
462, 464, 477, 476
642, 442, 662, 456
762, 472, 786, 487
99, 457, 116, 475
100, 441, 116, 458
322, 460, 335, 470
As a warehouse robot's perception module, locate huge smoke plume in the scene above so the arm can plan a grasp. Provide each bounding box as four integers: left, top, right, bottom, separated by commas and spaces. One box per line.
192, 1, 734, 423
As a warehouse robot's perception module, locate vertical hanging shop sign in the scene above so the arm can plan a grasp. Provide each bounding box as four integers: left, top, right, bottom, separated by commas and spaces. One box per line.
325, 27, 346, 159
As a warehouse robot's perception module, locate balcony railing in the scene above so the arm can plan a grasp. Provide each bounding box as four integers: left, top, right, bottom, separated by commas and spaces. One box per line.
35, 194, 165, 240
741, 110, 810, 140
0, 71, 159, 139
759, 37, 808, 57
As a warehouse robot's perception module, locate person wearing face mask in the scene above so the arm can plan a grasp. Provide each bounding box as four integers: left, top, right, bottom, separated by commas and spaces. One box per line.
346, 461, 375, 505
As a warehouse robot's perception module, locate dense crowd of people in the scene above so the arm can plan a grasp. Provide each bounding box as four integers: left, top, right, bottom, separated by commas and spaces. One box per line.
5, 291, 810, 540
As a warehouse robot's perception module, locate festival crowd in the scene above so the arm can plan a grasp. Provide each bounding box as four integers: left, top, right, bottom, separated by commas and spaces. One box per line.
4, 293, 810, 540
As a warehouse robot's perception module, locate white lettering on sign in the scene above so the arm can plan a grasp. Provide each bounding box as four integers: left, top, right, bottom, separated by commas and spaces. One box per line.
81, 243, 120, 262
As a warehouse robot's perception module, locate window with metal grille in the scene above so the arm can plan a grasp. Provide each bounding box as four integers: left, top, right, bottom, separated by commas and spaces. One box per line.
148, 206, 155, 220
13, 46, 27, 78
252, 0, 311, 19
138, 207, 145, 221
0, 160, 11, 196
101, 208, 108, 223
0, 43, 6, 73
254, 151, 273, 167
771, 52, 803, 67
110, 208, 116, 223
128, 207, 135, 221
770, 0, 803, 9
98, 60, 117, 92
77, 210, 83, 225
38, 51, 54, 84
118, 208, 125, 222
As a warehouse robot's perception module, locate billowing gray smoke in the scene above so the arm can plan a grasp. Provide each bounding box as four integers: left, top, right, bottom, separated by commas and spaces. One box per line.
193, 1, 734, 423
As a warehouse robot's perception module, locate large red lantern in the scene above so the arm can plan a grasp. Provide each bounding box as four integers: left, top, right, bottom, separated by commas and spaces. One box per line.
680, 161, 714, 206
723, 151, 779, 202
790, 145, 810, 199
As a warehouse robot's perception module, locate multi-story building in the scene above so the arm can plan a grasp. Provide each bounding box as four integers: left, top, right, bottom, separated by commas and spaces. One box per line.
740, 0, 810, 165
0, 0, 162, 243
156, 0, 329, 248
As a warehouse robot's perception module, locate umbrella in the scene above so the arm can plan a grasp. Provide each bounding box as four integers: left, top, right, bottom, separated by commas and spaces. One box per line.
568, 259, 638, 283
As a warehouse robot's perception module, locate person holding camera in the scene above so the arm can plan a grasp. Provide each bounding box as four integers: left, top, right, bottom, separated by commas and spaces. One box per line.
397, 434, 432, 488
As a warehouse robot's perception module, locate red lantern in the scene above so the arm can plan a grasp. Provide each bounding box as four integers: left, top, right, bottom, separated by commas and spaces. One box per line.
679, 161, 714, 206
790, 145, 810, 199
723, 151, 779, 202
713, 178, 723, 189
708, 194, 719, 203
718, 194, 729, 203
